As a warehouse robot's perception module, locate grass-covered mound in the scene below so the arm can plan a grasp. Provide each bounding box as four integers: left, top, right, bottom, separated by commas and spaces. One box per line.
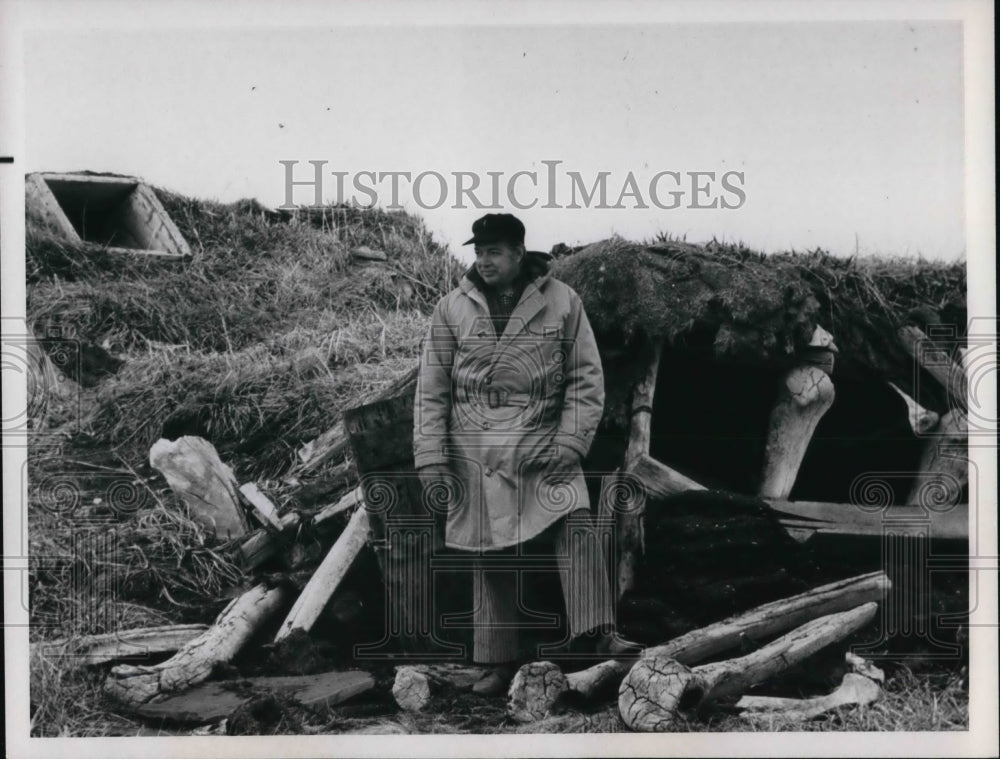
27, 186, 460, 474
553, 236, 966, 429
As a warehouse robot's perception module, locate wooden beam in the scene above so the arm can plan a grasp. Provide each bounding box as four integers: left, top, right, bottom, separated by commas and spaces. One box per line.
759, 365, 835, 500
898, 325, 968, 412
274, 505, 371, 642
615, 340, 664, 599
625, 340, 663, 467
767, 499, 968, 541
627, 453, 707, 499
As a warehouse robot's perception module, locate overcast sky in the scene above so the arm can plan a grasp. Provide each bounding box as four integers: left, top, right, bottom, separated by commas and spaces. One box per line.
22, 14, 967, 262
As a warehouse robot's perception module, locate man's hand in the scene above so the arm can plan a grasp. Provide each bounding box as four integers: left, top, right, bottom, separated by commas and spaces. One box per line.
417, 464, 452, 492
541, 443, 581, 485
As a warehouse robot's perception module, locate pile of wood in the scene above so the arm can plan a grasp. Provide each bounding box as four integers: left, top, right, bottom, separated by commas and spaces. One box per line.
62, 319, 967, 730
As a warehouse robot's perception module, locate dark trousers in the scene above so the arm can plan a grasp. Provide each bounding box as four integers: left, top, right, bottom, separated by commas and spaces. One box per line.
471, 512, 614, 664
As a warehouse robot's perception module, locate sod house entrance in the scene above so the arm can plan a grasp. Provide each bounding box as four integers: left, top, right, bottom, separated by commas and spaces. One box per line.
26, 172, 191, 257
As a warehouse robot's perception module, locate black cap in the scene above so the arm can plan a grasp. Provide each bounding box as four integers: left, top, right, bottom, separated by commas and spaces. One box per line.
463, 213, 525, 246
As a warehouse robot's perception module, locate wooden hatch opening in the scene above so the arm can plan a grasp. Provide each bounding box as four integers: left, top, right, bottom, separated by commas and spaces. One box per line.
26, 172, 191, 258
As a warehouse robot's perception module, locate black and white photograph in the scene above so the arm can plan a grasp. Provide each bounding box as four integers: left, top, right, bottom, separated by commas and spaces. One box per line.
1, 1, 996, 757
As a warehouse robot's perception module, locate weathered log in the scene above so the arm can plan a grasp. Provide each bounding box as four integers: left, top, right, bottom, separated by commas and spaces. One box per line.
293, 364, 419, 474
507, 662, 570, 723
238, 482, 283, 530
898, 325, 968, 412
508, 571, 890, 721
618, 602, 878, 731
235, 512, 302, 569
131, 670, 375, 724
614, 339, 662, 599
104, 583, 289, 705
150, 436, 249, 538
274, 505, 371, 642
35, 624, 209, 666
736, 672, 881, 722
888, 382, 940, 435
758, 365, 835, 500
392, 664, 490, 712
906, 409, 968, 507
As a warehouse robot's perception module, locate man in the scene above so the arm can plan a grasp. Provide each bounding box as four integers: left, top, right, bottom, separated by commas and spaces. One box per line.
413, 213, 635, 696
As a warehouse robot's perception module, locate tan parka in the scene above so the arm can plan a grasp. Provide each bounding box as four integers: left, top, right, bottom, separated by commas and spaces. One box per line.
413, 259, 605, 551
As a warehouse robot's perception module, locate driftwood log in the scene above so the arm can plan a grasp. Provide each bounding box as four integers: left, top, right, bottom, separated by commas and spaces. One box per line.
274, 505, 370, 642
392, 664, 490, 712
35, 624, 209, 667
898, 325, 968, 413
615, 340, 662, 598
758, 364, 835, 500
150, 436, 249, 539
104, 583, 289, 705
506, 571, 889, 722
735, 672, 881, 722
618, 602, 878, 731
906, 409, 968, 507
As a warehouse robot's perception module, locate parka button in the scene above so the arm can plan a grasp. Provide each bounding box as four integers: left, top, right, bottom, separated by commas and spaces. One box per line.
485, 467, 493, 476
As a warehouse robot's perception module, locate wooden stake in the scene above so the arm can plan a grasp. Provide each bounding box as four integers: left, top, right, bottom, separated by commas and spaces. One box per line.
618, 603, 878, 731
104, 583, 289, 705
758, 365, 835, 500
312, 486, 364, 527
615, 340, 663, 598
274, 505, 371, 642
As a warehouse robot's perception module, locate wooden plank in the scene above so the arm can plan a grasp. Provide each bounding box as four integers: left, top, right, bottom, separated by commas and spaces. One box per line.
765, 500, 968, 541
234, 512, 301, 569
628, 453, 707, 500
35, 625, 209, 666
239, 483, 284, 530
131, 670, 375, 724
274, 505, 371, 642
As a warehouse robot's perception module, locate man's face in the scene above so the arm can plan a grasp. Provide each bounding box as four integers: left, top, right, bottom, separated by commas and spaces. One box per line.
475, 241, 524, 288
